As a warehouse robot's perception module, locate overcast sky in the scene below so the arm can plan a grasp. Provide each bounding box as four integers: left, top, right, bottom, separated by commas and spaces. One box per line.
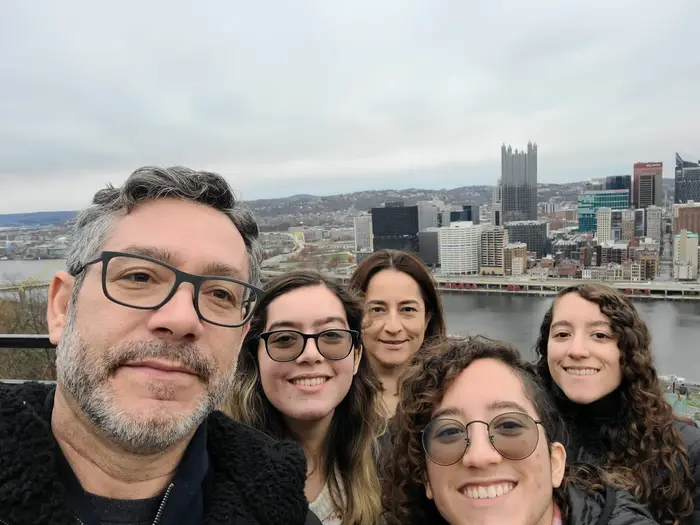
1, 1, 698, 213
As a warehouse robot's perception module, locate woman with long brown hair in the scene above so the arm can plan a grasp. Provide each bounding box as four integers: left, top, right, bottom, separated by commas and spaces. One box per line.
535, 283, 700, 525
223, 270, 384, 525
348, 249, 446, 418
382, 336, 658, 525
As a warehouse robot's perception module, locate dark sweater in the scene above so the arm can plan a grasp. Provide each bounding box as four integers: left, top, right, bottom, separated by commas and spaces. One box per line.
552, 385, 700, 525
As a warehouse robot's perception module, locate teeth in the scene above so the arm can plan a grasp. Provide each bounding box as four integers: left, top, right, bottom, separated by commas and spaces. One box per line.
565, 368, 599, 376
461, 482, 515, 499
292, 377, 328, 387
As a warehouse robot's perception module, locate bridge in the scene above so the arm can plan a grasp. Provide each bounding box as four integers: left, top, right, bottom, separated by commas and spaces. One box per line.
4, 268, 700, 301
262, 270, 700, 300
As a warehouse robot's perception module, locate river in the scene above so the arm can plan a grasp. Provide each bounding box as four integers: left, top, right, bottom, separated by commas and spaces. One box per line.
3, 259, 700, 379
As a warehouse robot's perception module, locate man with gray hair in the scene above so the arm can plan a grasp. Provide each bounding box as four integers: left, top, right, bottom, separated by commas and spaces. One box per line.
0, 167, 320, 525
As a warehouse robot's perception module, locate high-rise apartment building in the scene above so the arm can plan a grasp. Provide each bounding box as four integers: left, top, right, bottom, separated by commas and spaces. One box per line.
596, 208, 612, 243
620, 209, 636, 241
438, 222, 482, 275
674, 153, 700, 204
480, 226, 508, 275
501, 142, 538, 222
633, 162, 663, 209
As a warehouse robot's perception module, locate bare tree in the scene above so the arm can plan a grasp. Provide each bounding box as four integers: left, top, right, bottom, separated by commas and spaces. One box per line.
0, 285, 56, 381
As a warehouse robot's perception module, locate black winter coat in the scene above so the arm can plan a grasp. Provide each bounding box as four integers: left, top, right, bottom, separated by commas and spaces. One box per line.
0, 382, 318, 525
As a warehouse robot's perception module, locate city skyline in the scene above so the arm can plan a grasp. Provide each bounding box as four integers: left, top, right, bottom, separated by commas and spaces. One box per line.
1, 1, 698, 213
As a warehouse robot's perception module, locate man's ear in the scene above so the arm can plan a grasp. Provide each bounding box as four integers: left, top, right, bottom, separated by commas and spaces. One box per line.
47, 271, 75, 345
550, 441, 566, 488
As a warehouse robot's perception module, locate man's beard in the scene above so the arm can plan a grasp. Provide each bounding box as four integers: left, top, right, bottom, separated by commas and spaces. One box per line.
55, 304, 237, 454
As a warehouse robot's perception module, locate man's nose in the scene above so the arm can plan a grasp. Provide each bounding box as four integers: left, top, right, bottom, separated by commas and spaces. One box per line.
146, 284, 204, 341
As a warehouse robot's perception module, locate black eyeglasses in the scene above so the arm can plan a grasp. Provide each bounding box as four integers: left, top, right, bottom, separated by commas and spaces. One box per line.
78, 251, 264, 328
422, 412, 544, 466
258, 329, 359, 362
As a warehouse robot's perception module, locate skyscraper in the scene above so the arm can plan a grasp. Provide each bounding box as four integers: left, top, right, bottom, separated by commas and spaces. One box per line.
501, 142, 538, 222
674, 153, 700, 204
633, 162, 663, 209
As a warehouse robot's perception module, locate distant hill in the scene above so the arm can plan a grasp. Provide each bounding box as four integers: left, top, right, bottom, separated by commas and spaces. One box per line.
1, 178, 677, 227
0, 211, 77, 227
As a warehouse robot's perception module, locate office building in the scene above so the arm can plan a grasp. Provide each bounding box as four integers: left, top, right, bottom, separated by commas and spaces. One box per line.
675, 153, 700, 204
505, 220, 548, 259
673, 201, 700, 234
418, 228, 440, 268
438, 222, 482, 275
504, 243, 528, 276
577, 190, 630, 233
501, 142, 538, 222
417, 200, 441, 231
606, 175, 632, 192
353, 216, 373, 252
633, 162, 663, 209
371, 204, 419, 253
673, 229, 699, 280
646, 206, 663, 243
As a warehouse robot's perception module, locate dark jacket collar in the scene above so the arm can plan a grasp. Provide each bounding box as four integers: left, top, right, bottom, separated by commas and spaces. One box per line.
0, 381, 310, 525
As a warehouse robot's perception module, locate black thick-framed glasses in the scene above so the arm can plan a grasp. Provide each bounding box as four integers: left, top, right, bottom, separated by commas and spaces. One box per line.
258, 329, 359, 362
78, 250, 264, 328
421, 412, 544, 466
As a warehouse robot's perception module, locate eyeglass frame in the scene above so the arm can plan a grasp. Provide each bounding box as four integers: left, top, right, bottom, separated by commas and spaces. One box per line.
421, 411, 544, 466
76, 250, 265, 328
257, 329, 360, 362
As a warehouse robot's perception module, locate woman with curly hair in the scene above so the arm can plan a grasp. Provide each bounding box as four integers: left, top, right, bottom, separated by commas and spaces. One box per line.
223, 270, 384, 525
535, 283, 700, 525
382, 336, 658, 525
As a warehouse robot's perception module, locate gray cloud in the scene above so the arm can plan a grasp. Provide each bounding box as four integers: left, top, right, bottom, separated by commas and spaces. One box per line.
1, 0, 698, 212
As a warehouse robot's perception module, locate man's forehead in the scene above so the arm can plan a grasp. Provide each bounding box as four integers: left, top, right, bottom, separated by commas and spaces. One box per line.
100, 201, 250, 279
111, 244, 249, 280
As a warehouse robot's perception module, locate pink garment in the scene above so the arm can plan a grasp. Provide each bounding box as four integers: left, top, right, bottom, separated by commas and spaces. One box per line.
552, 504, 563, 525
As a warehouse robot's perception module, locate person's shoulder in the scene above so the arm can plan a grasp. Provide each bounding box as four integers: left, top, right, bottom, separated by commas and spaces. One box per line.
567, 485, 658, 525
206, 410, 307, 480
205, 411, 310, 523
607, 487, 659, 525
673, 419, 700, 457
0, 381, 53, 413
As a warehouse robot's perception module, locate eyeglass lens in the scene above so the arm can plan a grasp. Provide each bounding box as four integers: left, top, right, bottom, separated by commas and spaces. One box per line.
423, 412, 540, 466
265, 330, 354, 361
104, 255, 256, 326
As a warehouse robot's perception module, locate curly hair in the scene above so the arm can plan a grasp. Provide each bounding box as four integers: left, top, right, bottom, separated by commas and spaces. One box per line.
382, 336, 572, 525
535, 283, 695, 525
223, 269, 384, 525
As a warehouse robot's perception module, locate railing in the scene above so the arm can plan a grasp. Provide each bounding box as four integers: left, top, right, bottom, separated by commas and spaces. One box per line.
0, 333, 55, 349
0, 334, 56, 384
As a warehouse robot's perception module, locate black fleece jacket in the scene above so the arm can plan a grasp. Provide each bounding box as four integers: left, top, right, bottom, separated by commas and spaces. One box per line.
0, 382, 317, 525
